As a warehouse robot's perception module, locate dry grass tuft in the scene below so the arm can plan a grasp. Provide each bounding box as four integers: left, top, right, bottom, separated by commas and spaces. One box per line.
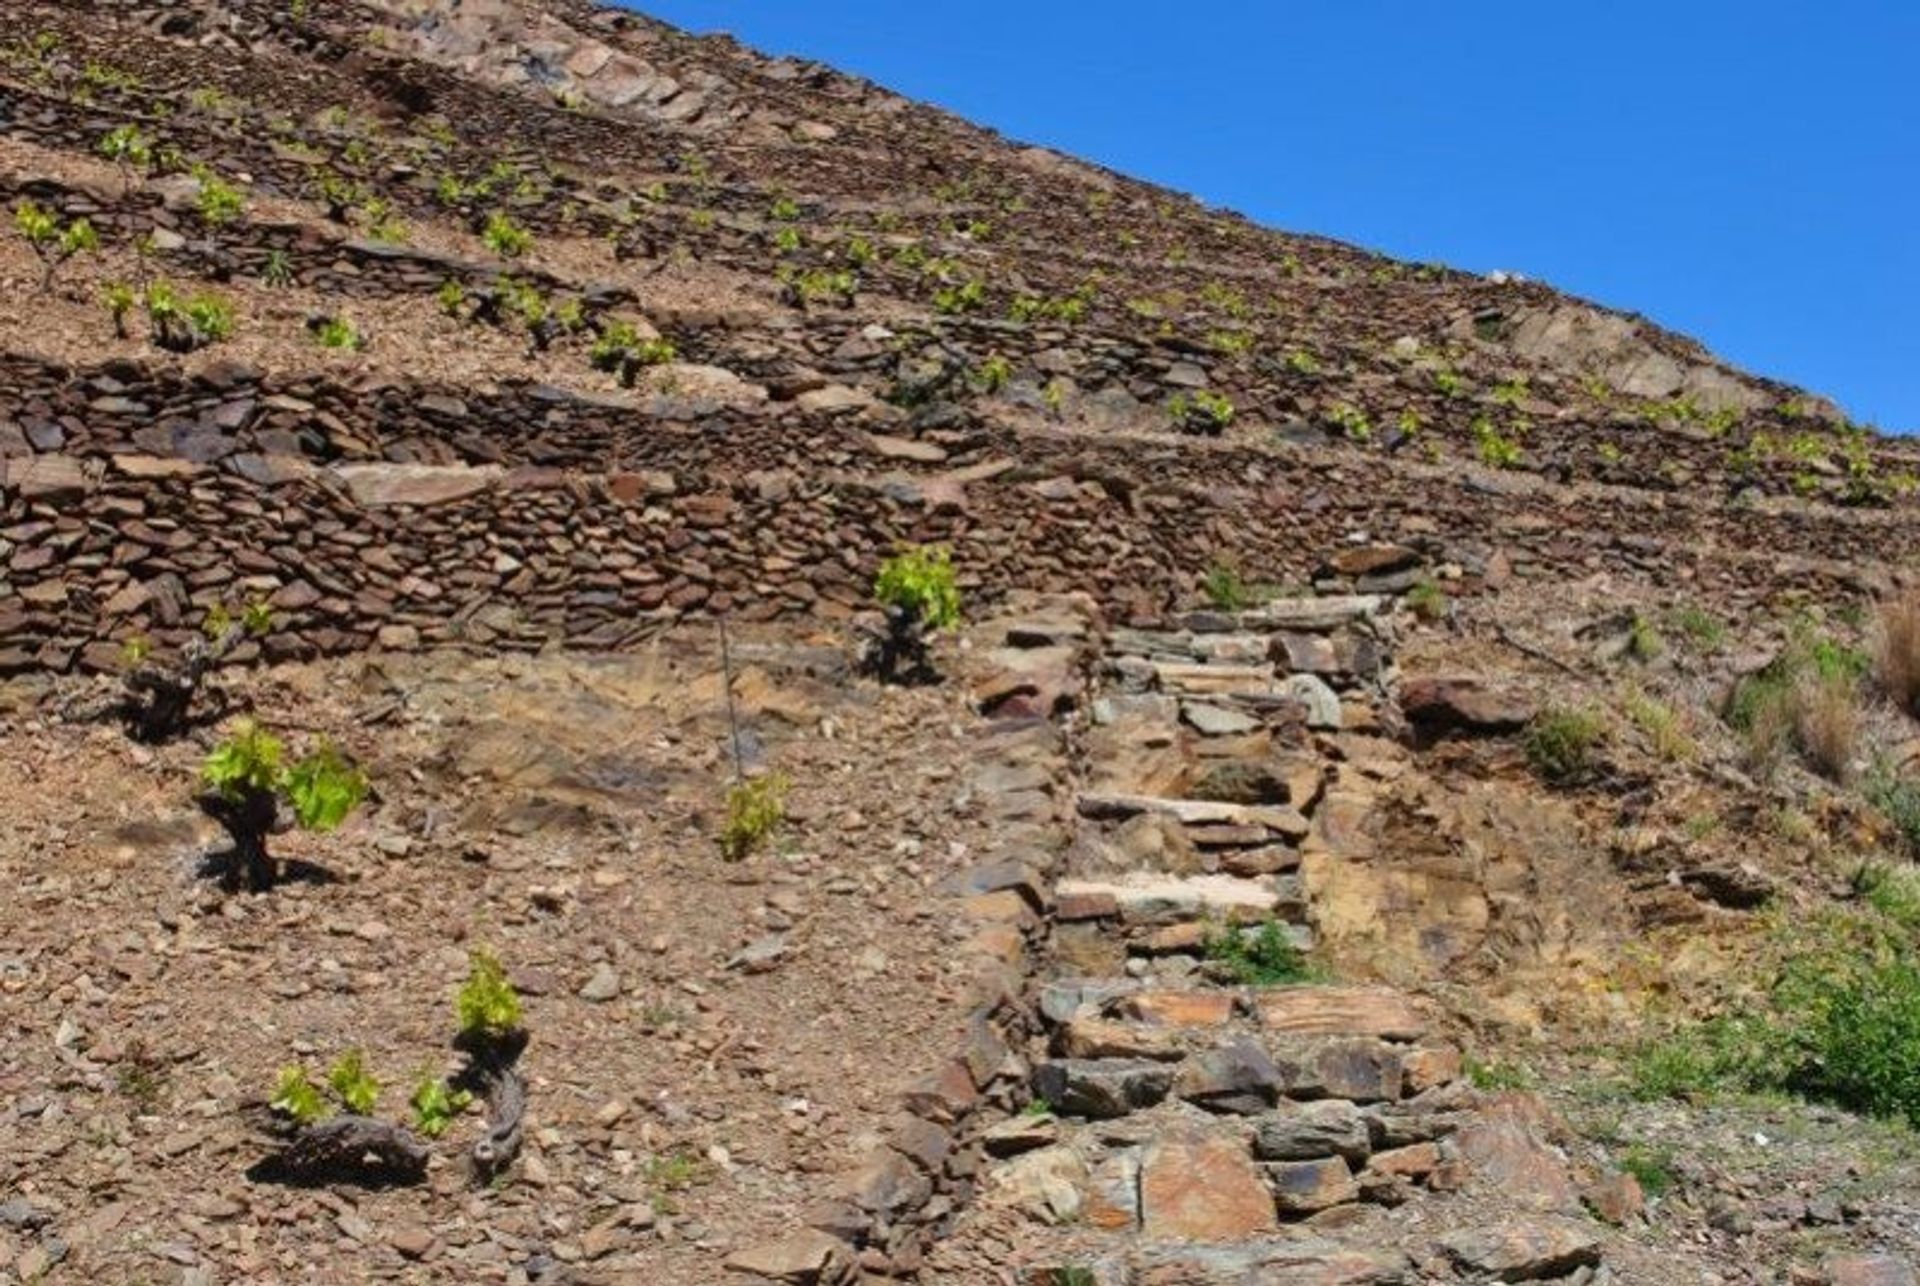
1876, 594, 1920, 719
1794, 673, 1860, 784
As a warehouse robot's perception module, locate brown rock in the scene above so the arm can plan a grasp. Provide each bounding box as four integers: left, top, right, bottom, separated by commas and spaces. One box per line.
334, 462, 502, 507
725, 1229, 855, 1283
1365, 1142, 1440, 1180
1252, 986, 1427, 1041
1399, 676, 1533, 738
1140, 1135, 1277, 1240
1447, 1098, 1579, 1212
1253, 1100, 1371, 1163
1266, 1156, 1359, 1215
1082, 1147, 1142, 1230
1401, 1044, 1463, 1093
1059, 1016, 1183, 1062
1118, 991, 1237, 1028
1177, 1041, 1285, 1115
1324, 544, 1420, 578
8, 454, 89, 501
1826, 1255, 1920, 1286
1438, 1219, 1600, 1281
1583, 1170, 1645, 1225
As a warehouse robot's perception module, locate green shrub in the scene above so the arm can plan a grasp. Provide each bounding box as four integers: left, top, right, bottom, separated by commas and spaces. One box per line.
271, 1066, 329, 1124
1170, 390, 1235, 434
590, 320, 677, 386
98, 125, 152, 191
313, 316, 363, 350
1204, 921, 1313, 985
327, 1050, 380, 1115
1473, 416, 1523, 468
1617, 1145, 1677, 1197
191, 166, 246, 225
1524, 707, 1606, 784
866, 545, 963, 683
482, 211, 532, 258
973, 354, 1012, 393
1666, 606, 1726, 650
1202, 561, 1250, 611
720, 772, 788, 861
15, 200, 97, 292
1866, 774, 1920, 855
104, 281, 136, 337
410, 1074, 472, 1138
1326, 402, 1371, 441
456, 949, 523, 1040
200, 722, 367, 890
1406, 579, 1448, 623
875, 545, 961, 630
932, 276, 984, 315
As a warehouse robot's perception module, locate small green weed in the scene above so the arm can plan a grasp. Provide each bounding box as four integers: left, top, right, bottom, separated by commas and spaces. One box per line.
456, 949, 524, 1041
874, 545, 962, 630
271, 1065, 329, 1125
327, 1050, 380, 1115
1524, 707, 1606, 784
1203, 920, 1313, 985
720, 773, 789, 861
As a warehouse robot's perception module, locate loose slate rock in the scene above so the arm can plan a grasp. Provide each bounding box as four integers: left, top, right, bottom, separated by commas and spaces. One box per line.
724, 1229, 854, 1283
1438, 1219, 1601, 1282
1178, 1040, 1285, 1115
1254, 1099, 1373, 1163
1030, 1059, 1173, 1119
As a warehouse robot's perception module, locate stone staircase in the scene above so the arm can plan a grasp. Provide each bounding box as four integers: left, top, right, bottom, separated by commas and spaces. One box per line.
915, 570, 1621, 1285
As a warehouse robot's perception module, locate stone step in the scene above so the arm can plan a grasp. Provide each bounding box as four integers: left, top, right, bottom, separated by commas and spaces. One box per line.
1150, 661, 1280, 695
1075, 793, 1309, 839
1179, 595, 1383, 634
1249, 986, 1429, 1042
1054, 873, 1287, 922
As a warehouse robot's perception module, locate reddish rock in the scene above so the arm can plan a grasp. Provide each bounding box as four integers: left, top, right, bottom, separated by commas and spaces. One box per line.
1140, 1135, 1277, 1239
1252, 986, 1427, 1041
1058, 1016, 1183, 1062
1401, 1043, 1464, 1093
1323, 544, 1420, 578
1583, 1170, 1645, 1225
1365, 1142, 1440, 1180
1447, 1097, 1579, 1212
1118, 991, 1237, 1028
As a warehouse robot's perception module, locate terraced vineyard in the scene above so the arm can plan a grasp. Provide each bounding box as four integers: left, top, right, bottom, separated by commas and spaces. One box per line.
3, 3, 1920, 1285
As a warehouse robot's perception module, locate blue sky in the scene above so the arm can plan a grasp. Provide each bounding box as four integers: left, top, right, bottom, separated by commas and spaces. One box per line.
632, 2, 1919, 431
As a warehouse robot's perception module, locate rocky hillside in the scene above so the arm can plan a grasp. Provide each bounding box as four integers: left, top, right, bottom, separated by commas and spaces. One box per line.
4, 2, 1920, 1285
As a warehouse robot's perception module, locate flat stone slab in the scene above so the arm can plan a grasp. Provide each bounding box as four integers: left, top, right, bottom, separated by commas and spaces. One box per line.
335, 462, 504, 507
1132, 1238, 1407, 1284
1116, 990, 1238, 1027
1182, 702, 1262, 736
1152, 661, 1279, 695
1239, 596, 1384, 631
1439, 1219, 1601, 1281
1251, 986, 1428, 1041
1076, 793, 1309, 837
1054, 873, 1282, 919
1140, 1135, 1277, 1240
